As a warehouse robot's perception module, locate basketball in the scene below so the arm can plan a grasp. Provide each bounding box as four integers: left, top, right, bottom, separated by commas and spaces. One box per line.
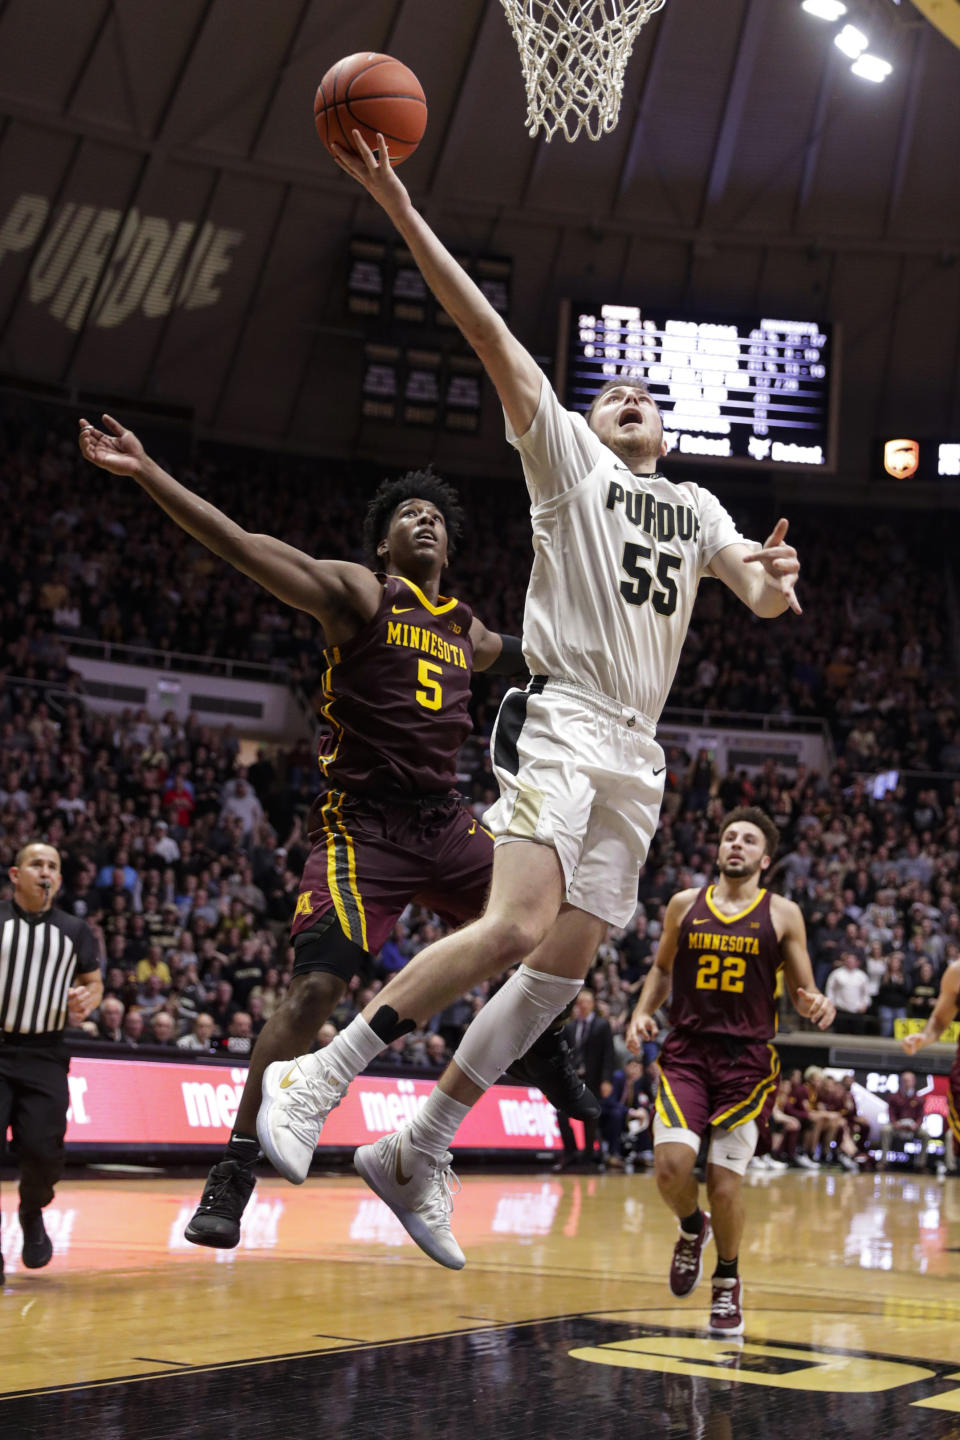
314, 53, 427, 165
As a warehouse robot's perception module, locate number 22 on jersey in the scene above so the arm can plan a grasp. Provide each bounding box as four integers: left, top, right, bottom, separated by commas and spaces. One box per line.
695, 953, 746, 994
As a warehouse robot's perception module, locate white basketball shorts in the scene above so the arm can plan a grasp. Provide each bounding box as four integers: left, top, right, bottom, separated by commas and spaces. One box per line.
484, 676, 666, 927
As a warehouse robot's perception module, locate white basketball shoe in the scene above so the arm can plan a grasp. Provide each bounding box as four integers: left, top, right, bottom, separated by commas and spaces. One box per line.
257, 1054, 347, 1183
354, 1130, 465, 1270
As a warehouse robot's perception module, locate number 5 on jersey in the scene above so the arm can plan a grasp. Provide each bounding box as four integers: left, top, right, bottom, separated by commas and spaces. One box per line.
417, 659, 443, 711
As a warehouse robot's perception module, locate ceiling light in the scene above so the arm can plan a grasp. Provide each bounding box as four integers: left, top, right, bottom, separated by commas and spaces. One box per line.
851, 53, 893, 80
834, 23, 869, 56
801, 0, 847, 20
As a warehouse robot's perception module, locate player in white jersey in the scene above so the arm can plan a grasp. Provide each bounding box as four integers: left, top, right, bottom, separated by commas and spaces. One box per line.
256, 132, 803, 1269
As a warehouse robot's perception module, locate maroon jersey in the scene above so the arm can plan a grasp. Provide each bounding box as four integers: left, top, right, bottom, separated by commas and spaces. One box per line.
668, 885, 781, 1042
316, 574, 475, 797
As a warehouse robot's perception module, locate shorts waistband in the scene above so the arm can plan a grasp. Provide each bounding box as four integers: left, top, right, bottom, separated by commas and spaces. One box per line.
529, 675, 656, 735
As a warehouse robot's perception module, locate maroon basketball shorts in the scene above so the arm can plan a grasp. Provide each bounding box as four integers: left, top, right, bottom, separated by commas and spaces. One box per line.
290, 789, 493, 955
655, 1029, 781, 1163
948, 1050, 960, 1146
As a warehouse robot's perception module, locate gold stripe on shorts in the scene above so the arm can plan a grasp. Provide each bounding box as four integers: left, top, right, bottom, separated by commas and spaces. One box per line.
712, 1044, 781, 1131
321, 790, 368, 949
655, 1073, 688, 1131
947, 1087, 960, 1146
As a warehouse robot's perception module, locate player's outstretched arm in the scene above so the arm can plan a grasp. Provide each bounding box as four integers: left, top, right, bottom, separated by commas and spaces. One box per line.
329, 131, 542, 439
469, 618, 526, 675
710, 518, 802, 618
625, 891, 690, 1052
78, 416, 378, 628
776, 897, 834, 1030
902, 960, 960, 1055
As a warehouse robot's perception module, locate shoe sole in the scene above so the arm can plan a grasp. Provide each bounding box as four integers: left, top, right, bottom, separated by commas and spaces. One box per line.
21, 1247, 53, 1269
669, 1218, 712, 1298
708, 1319, 745, 1337
354, 1145, 465, 1271
184, 1221, 240, 1250
256, 1066, 310, 1185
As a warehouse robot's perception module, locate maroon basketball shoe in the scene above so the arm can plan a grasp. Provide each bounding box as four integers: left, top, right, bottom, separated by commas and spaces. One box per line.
668, 1212, 712, 1297
708, 1276, 744, 1336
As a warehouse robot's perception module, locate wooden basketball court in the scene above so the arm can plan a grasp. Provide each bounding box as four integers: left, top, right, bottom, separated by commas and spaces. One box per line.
4, 1165, 960, 1438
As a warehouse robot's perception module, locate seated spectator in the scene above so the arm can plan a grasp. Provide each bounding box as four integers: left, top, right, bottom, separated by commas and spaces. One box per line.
148, 1011, 177, 1046
97, 995, 125, 1042
377, 921, 411, 979
207, 979, 237, 1035
769, 1080, 803, 1166
313, 1021, 338, 1050
880, 1071, 933, 1171
135, 941, 172, 987
177, 1012, 216, 1052
215, 1010, 254, 1057
421, 1033, 451, 1073
122, 1007, 146, 1047
601, 1057, 653, 1170
825, 953, 872, 1034
248, 966, 283, 1020
136, 971, 168, 1022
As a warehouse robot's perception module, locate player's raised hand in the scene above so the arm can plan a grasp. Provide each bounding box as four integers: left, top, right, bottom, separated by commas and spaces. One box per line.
743, 517, 802, 615
626, 1009, 659, 1054
330, 130, 409, 215
796, 987, 834, 1031
78, 415, 145, 479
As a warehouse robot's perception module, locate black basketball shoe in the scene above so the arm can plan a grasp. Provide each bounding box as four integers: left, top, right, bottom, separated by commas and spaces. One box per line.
185, 1159, 257, 1249
19, 1209, 53, 1269
507, 1025, 602, 1121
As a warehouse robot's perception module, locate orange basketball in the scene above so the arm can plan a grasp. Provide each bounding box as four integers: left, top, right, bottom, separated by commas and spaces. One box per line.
315, 53, 427, 166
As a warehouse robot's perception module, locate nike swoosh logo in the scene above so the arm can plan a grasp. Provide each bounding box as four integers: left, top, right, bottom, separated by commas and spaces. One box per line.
392, 605, 415, 614
279, 1065, 299, 1089
395, 1140, 412, 1186
653, 766, 666, 776
691, 919, 710, 925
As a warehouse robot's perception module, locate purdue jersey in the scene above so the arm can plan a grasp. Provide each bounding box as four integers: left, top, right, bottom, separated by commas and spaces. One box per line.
669, 886, 781, 1042
507, 377, 754, 716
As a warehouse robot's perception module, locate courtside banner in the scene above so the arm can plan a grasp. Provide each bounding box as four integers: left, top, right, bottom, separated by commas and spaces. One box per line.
63, 1057, 571, 1152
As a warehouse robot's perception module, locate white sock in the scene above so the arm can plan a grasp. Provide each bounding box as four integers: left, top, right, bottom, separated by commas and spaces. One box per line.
408, 1088, 471, 1160
453, 965, 583, 1093
314, 1016, 383, 1085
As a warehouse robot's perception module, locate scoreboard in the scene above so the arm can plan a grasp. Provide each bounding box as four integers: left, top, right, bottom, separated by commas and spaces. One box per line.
561, 300, 838, 471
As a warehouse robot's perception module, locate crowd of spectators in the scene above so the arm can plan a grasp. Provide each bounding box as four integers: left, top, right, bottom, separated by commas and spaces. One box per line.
2, 397, 959, 1124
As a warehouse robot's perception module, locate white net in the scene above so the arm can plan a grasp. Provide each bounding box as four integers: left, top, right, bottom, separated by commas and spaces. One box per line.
499, 0, 667, 143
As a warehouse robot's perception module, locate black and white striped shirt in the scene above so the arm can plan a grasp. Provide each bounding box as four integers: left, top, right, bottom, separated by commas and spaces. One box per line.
0, 901, 99, 1037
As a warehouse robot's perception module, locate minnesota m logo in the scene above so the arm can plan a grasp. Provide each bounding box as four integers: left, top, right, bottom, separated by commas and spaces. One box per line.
293, 891, 314, 921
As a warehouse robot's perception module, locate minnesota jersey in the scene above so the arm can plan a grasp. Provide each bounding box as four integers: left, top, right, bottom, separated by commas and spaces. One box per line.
668, 886, 781, 1042
316, 574, 475, 795
506, 377, 754, 716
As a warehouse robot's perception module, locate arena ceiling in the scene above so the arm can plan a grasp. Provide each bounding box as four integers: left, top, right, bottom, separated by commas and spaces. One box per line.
3, 0, 960, 485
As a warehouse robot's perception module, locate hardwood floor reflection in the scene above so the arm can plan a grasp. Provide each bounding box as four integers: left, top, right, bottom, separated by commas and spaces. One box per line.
3, 1165, 960, 1438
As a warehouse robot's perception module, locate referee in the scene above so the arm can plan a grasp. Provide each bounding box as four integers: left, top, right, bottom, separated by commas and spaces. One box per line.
1, 842, 102, 1279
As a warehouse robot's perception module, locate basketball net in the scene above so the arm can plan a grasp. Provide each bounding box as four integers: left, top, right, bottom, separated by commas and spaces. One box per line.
499, 0, 667, 142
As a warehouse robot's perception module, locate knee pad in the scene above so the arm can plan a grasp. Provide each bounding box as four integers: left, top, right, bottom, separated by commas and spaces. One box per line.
454, 966, 583, 1093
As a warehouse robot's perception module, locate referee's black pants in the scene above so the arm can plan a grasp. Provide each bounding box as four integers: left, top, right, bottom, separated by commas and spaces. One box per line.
0, 1041, 69, 1215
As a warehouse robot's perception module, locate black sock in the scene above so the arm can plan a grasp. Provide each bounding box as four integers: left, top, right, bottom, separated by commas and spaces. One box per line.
680, 1207, 704, 1236
714, 1256, 738, 1280
225, 1131, 260, 1165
